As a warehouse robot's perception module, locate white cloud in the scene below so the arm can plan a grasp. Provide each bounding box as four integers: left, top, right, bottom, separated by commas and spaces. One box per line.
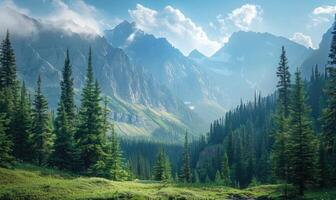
0, 0, 116, 38
227, 4, 263, 31
0, 0, 38, 37
310, 5, 336, 27
46, 0, 103, 36
290, 32, 314, 48
313, 5, 336, 15
209, 4, 263, 49
129, 4, 221, 56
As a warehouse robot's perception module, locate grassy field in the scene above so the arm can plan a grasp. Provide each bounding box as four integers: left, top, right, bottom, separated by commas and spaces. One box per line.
0, 164, 335, 200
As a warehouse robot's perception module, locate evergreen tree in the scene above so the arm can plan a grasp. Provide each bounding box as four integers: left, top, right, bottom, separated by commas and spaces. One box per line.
180, 131, 191, 183
107, 125, 123, 180
50, 50, 76, 171
221, 153, 231, 185
288, 69, 317, 196
31, 76, 53, 166
76, 48, 105, 173
11, 82, 33, 161
0, 113, 14, 167
50, 103, 75, 171
321, 14, 336, 185
276, 46, 291, 117
272, 46, 291, 195
59, 49, 75, 120
153, 149, 171, 181
0, 30, 16, 89
215, 170, 222, 184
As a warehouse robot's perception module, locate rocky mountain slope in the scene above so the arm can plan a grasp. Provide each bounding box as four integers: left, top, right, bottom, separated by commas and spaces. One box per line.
3, 9, 205, 141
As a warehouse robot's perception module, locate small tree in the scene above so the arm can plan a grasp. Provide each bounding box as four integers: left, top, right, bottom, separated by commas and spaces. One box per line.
153, 149, 171, 181
221, 153, 231, 185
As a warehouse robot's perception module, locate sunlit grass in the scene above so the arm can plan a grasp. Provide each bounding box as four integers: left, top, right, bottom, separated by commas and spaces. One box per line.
1, 164, 334, 200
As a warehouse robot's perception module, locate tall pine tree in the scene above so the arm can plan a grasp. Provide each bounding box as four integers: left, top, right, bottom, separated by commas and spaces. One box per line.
321, 14, 336, 185
288, 69, 317, 196
180, 131, 191, 183
60, 49, 75, 120
51, 50, 76, 171
272, 46, 291, 187
76, 48, 105, 174
31, 76, 53, 166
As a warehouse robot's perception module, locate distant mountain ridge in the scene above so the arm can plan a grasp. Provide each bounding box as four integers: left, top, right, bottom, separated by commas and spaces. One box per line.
2, 9, 206, 141
105, 21, 313, 119
189, 31, 312, 107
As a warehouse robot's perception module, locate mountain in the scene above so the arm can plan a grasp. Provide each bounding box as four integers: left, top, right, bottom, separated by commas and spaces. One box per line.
198, 31, 312, 107
104, 21, 213, 103
301, 27, 332, 77
104, 21, 226, 125
188, 49, 207, 63
2, 9, 206, 141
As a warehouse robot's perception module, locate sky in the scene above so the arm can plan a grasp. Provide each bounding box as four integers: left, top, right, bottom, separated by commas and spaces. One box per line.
0, 0, 335, 56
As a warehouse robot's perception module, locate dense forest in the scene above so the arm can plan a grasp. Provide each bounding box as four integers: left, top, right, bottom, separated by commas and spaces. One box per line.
0, 13, 336, 199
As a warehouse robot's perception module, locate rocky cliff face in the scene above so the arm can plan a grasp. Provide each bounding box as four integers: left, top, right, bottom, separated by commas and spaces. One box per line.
104, 21, 211, 103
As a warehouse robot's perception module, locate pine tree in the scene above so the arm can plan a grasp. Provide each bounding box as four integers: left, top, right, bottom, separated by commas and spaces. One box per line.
153, 149, 171, 181
0, 113, 14, 167
60, 49, 75, 120
180, 131, 191, 183
288, 69, 317, 196
50, 103, 75, 171
107, 125, 123, 180
31, 76, 53, 166
50, 50, 76, 171
276, 46, 291, 117
321, 14, 336, 185
11, 82, 33, 161
221, 152, 231, 185
76, 48, 105, 173
215, 170, 222, 184
272, 46, 291, 195
0, 30, 16, 89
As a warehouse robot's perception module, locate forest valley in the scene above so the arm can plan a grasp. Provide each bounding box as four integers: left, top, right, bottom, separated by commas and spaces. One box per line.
1, 11, 336, 200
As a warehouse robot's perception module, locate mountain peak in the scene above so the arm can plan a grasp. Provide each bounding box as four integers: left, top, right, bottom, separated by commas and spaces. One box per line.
116, 20, 136, 30
188, 49, 207, 59
104, 20, 139, 47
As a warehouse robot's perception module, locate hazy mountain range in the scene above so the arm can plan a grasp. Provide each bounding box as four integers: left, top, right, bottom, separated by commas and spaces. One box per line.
2, 8, 333, 141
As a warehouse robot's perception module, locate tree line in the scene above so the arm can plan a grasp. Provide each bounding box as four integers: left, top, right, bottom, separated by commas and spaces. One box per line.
191, 16, 336, 197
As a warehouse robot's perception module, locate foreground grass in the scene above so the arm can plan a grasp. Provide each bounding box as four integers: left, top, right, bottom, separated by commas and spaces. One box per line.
0, 164, 334, 200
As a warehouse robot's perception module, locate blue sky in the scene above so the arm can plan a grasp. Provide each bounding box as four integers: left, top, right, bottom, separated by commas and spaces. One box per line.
1, 0, 336, 56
